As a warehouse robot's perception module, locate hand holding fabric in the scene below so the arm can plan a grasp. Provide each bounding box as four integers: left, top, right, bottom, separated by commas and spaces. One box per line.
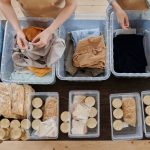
16, 30, 28, 49
116, 9, 129, 30
32, 28, 53, 48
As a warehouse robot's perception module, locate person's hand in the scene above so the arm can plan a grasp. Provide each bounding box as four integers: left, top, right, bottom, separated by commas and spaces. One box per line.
116, 9, 129, 30
32, 28, 53, 48
16, 30, 27, 49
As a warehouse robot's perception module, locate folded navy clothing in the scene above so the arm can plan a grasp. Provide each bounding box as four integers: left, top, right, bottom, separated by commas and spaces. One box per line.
113, 34, 147, 73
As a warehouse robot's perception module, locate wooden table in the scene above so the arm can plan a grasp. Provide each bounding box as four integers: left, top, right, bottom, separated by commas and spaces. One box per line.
1, 76, 150, 148
31, 76, 150, 141
0, 0, 150, 149
1, 141, 150, 150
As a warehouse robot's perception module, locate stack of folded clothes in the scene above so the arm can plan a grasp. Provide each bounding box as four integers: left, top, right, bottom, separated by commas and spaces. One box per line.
65, 28, 106, 77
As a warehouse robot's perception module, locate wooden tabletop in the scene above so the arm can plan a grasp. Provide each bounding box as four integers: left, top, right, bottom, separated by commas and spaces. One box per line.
0, 0, 150, 149
0, 140, 150, 150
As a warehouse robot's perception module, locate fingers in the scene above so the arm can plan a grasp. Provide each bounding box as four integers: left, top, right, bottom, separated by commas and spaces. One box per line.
17, 38, 23, 49
32, 30, 53, 48
22, 38, 28, 49
32, 35, 44, 48
32, 35, 40, 43
17, 37, 27, 49
117, 10, 130, 30
32, 39, 45, 48
32, 35, 47, 48
124, 16, 129, 28
121, 22, 128, 30
119, 16, 129, 30
16, 31, 28, 49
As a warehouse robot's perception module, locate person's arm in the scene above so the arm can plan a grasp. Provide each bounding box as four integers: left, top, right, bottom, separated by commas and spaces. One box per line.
107, 0, 116, 4
111, 0, 129, 29
0, 0, 27, 49
32, 0, 77, 48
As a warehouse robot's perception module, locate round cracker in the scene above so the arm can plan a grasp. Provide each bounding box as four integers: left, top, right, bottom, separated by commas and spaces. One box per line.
89, 107, 97, 118
10, 128, 22, 140
113, 120, 123, 131
61, 111, 71, 122
85, 97, 96, 107
60, 122, 69, 133
10, 120, 21, 129
21, 119, 31, 130
143, 95, 150, 106
32, 97, 43, 108
112, 98, 122, 108
3, 128, 10, 140
145, 116, 150, 126
87, 118, 97, 129
0, 119, 10, 128
113, 109, 123, 119
32, 119, 41, 131
32, 109, 43, 119
145, 106, 150, 116
0, 128, 5, 140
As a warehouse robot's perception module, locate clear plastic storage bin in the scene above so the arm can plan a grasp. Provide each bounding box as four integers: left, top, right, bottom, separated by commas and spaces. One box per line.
0, 21, 5, 59
28, 92, 59, 140
141, 91, 150, 138
110, 11, 150, 78
110, 93, 143, 140
56, 18, 110, 81
68, 90, 100, 138
1, 18, 55, 84
0, 20, 5, 76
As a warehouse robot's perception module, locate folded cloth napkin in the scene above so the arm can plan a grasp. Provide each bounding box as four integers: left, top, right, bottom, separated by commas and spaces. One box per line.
27, 67, 52, 77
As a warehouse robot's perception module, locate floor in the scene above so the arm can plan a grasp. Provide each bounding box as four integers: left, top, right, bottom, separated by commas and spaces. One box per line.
0, 0, 150, 150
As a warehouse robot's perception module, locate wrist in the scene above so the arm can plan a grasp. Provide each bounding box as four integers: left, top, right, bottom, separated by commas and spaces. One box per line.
112, 1, 123, 13
47, 26, 56, 34
15, 28, 22, 34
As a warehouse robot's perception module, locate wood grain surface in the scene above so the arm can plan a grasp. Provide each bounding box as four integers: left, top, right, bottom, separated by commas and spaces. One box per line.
1, 141, 150, 150
0, 0, 150, 149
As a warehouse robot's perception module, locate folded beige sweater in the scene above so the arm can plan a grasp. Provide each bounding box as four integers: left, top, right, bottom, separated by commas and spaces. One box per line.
73, 35, 106, 69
